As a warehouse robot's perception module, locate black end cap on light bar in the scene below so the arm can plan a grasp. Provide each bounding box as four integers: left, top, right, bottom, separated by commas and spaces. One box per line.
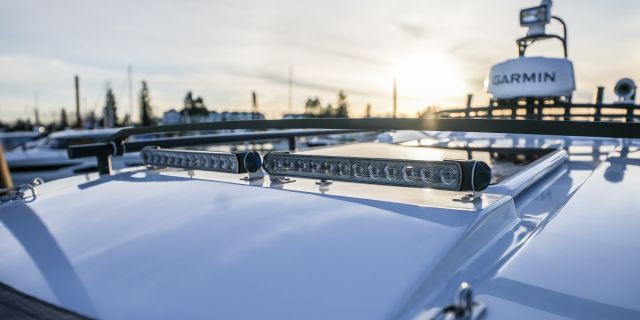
458, 160, 492, 192
235, 151, 262, 173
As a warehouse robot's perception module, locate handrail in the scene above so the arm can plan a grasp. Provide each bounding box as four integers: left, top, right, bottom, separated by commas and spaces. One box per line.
106, 116, 640, 143
105, 120, 370, 143
439, 102, 637, 111
69, 129, 360, 159
67, 118, 640, 176
69, 128, 365, 175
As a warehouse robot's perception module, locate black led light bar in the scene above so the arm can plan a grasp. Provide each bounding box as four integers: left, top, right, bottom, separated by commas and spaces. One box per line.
140, 147, 263, 174
263, 152, 492, 192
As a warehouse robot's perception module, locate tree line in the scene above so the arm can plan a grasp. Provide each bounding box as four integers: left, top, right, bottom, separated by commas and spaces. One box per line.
0, 84, 359, 132
303, 90, 350, 118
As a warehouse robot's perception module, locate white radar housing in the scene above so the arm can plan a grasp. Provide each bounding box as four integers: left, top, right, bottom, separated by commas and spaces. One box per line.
486, 57, 575, 100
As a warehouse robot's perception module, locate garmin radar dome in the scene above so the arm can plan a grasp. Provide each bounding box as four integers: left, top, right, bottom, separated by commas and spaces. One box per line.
486, 0, 576, 101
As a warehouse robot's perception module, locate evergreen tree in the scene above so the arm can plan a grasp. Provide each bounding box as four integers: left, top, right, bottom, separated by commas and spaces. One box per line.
365, 103, 372, 117
140, 81, 153, 126
182, 91, 209, 117
304, 97, 321, 116
324, 103, 334, 117
335, 90, 349, 118
12, 119, 30, 131
183, 91, 195, 110
305, 98, 312, 114
60, 108, 69, 129
103, 88, 118, 128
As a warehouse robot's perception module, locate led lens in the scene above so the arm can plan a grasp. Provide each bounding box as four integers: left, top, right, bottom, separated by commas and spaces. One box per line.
440, 167, 458, 185
368, 164, 383, 178
384, 164, 402, 180
271, 159, 282, 171
295, 159, 308, 172
324, 162, 337, 175
402, 165, 419, 181
420, 167, 435, 182
338, 162, 350, 176
352, 162, 368, 178
310, 161, 322, 173
283, 158, 294, 171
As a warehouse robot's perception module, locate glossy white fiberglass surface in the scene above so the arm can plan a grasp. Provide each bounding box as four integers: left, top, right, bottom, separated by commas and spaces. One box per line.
393, 154, 600, 319
0, 133, 636, 319
474, 147, 640, 319
0, 168, 510, 319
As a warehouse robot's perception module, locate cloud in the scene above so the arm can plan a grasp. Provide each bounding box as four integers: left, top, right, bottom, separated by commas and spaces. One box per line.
225, 68, 385, 98
395, 22, 428, 38
1, 0, 640, 120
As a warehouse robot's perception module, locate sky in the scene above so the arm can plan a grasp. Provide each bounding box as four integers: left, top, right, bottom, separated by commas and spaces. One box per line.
1, 0, 639, 122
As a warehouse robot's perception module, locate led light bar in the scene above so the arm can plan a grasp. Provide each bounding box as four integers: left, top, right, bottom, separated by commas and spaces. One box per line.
140, 147, 262, 174
263, 152, 492, 192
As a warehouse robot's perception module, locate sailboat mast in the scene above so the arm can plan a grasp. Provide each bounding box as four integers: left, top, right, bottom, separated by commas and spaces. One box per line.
128, 64, 133, 125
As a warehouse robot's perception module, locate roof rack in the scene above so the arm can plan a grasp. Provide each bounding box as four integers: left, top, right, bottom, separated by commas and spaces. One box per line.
67, 118, 640, 175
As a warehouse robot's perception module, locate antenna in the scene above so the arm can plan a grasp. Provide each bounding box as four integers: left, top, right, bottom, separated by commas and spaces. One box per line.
252, 91, 258, 120
75, 75, 82, 128
288, 66, 293, 113
34, 92, 40, 125
393, 78, 398, 118
128, 64, 133, 125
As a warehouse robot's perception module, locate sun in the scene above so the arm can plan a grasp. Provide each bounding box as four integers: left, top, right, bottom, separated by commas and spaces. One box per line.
389, 52, 465, 111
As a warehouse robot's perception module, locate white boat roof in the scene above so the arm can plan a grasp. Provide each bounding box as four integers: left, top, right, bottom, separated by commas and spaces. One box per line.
1, 132, 639, 319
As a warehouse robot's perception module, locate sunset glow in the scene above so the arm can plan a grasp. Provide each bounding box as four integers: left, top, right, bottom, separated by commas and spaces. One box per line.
389, 52, 465, 111
0, 0, 638, 121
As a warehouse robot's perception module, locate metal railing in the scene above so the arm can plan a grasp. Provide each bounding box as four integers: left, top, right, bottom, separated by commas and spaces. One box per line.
67, 118, 640, 176
436, 91, 639, 122
437, 102, 639, 122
